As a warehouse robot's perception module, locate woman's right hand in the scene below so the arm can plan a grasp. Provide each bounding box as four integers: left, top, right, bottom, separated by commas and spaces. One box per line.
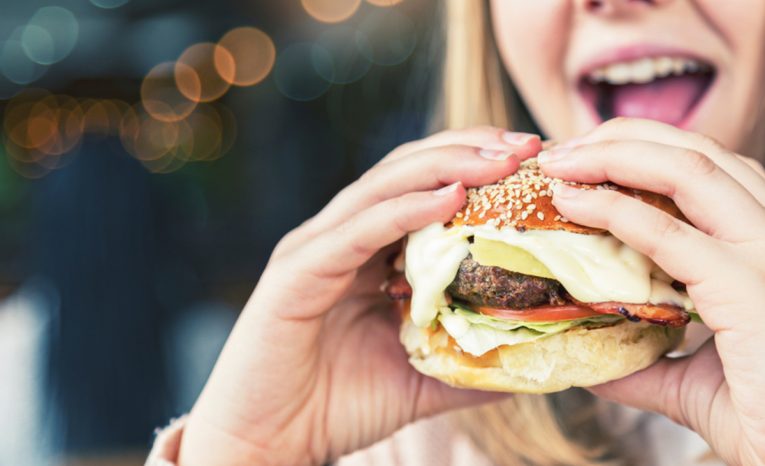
176, 127, 542, 466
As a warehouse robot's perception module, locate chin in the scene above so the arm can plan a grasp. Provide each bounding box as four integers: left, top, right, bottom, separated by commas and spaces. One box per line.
384, 158, 692, 394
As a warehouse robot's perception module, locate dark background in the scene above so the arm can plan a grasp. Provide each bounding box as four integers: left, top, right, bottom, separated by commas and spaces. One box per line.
0, 0, 440, 463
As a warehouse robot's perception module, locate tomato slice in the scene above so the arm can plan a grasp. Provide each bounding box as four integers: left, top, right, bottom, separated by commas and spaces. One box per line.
474, 304, 605, 322
474, 301, 690, 327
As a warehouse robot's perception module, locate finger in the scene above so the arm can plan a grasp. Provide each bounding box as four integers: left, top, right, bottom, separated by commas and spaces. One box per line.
567, 117, 765, 203
588, 340, 734, 460
273, 182, 466, 320
539, 140, 765, 242
314, 145, 517, 232
550, 184, 723, 287
276, 146, 519, 258
383, 126, 542, 164
278, 130, 541, 258
414, 374, 509, 420
550, 185, 765, 333
738, 155, 765, 180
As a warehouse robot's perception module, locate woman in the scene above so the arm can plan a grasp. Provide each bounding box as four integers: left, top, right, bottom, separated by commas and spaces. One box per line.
148, 1, 765, 464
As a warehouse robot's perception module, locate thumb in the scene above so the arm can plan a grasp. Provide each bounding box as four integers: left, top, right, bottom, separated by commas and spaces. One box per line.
587, 339, 725, 441
413, 376, 510, 421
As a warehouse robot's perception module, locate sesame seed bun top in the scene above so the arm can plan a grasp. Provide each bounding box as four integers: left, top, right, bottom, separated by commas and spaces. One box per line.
450, 158, 684, 234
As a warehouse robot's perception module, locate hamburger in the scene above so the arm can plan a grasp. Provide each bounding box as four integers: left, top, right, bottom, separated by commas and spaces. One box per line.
384, 158, 694, 394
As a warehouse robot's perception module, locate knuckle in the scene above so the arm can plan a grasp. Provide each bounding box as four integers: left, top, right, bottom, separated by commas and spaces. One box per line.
389, 195, 415, 233
647, 214, 683, 257
592, 139, 622, 156
272, 224, 310, 257
680, 149, 718, 178
601, 191, 632, 226
424, 129, 459, 144
474, 125, 506, 138
694, 132, 725, 153
390, 140, 418, 157
428, 144, 481, 161
333, 214, 356, 237
359, 163, 380, 182
602, 116, 634, 131
442, 143, 479, 153
661, 369, 691, 427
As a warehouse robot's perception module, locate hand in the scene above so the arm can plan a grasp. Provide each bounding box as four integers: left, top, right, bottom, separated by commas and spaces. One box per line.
177, 127, 542, 465
538, 117, 765, 466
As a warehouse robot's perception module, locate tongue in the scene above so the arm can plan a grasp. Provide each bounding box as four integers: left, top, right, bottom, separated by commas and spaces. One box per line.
611, 74, 709, 126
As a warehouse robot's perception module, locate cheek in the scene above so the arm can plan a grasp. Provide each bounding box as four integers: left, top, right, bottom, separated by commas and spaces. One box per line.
490, 1, 569, 77
696, 0, 765, 61
696, 0, 765, 147
490, 0, 573, 136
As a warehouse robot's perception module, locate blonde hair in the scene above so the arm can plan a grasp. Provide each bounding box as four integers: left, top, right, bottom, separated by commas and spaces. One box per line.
438, 1, 623, 464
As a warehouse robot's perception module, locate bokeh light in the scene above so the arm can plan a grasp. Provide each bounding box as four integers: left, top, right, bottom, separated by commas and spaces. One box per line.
274, 43, 333, 101
357, 9, 416, 66
23, 6, 79, 65
1, 38, 47, 85
3, 145, 52, 179
116, 101, 235, 173
20, 25, 56, 66
118, 104, 142, 155
176, 43, 235, 103
142, 61, 199, 122
1, 90, 77, 178
4, 90, 53, 151
366, 0, 404, 6
81, 99, 114, 135
38, 95, 84, 156
133, 116, 180, 161
182, 104, 223, 161
316, 26, 372, 84
0, 73, 22, 100
216, 27, 276, 87
301, 0, 362, 23
90, 0, 130, 9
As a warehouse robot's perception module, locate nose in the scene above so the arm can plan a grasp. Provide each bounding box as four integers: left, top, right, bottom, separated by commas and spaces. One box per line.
579, 0, 673, 15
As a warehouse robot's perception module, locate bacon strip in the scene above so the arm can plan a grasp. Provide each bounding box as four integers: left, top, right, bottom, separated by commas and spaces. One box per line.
585, 301, 690, 328
382, 272, 690, 328
383, 273, 412, 300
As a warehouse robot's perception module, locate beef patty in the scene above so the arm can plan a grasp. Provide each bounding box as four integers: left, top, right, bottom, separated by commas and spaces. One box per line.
447, 255, 568, 309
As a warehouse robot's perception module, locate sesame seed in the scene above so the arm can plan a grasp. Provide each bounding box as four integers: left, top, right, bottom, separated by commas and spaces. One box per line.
537, 212, 545, 221
458, 158, 572, 230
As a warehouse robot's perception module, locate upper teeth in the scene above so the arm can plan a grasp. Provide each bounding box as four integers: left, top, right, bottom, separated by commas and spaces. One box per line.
587, 57, 709, 85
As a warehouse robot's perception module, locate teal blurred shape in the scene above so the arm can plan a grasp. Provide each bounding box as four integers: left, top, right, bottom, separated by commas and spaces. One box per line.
22, 7, 79, 66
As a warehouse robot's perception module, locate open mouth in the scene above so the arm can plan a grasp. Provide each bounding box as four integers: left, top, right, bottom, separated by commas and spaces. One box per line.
578, 56, 716, 127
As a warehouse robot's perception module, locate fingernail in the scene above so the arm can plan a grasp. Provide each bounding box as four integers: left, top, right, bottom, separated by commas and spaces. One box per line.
551, 182, 580, 199
434, 181, 461, 196
502, 132, 538, 145
479, 149, 514, 161
538, 147, 572, 165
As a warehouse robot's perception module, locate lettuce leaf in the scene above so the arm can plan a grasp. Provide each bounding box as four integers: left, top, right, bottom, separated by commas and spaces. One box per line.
437, 303, 624, 357
450, 303, 623, 333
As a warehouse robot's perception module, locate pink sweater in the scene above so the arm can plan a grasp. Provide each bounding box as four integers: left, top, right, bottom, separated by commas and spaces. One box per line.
147, 408, 720, 466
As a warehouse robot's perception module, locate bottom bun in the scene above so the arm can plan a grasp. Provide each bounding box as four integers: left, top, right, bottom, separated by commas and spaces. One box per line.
400, 310, 684, 394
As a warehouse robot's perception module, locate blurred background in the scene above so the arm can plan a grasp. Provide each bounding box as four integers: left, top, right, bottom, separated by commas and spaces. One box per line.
0, 0, 440, 464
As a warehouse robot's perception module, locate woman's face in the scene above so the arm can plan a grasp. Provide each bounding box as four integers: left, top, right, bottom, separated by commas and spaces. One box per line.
490, 0, 765, 151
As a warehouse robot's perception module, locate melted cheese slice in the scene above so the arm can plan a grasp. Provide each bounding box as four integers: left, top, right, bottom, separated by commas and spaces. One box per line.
405, 222, 693, 327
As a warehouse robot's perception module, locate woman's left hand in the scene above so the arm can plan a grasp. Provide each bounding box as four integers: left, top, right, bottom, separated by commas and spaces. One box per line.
537, 117, 765, 466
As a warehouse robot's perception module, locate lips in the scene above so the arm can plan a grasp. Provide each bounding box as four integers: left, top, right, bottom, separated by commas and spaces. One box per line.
577, 55, 716, 127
